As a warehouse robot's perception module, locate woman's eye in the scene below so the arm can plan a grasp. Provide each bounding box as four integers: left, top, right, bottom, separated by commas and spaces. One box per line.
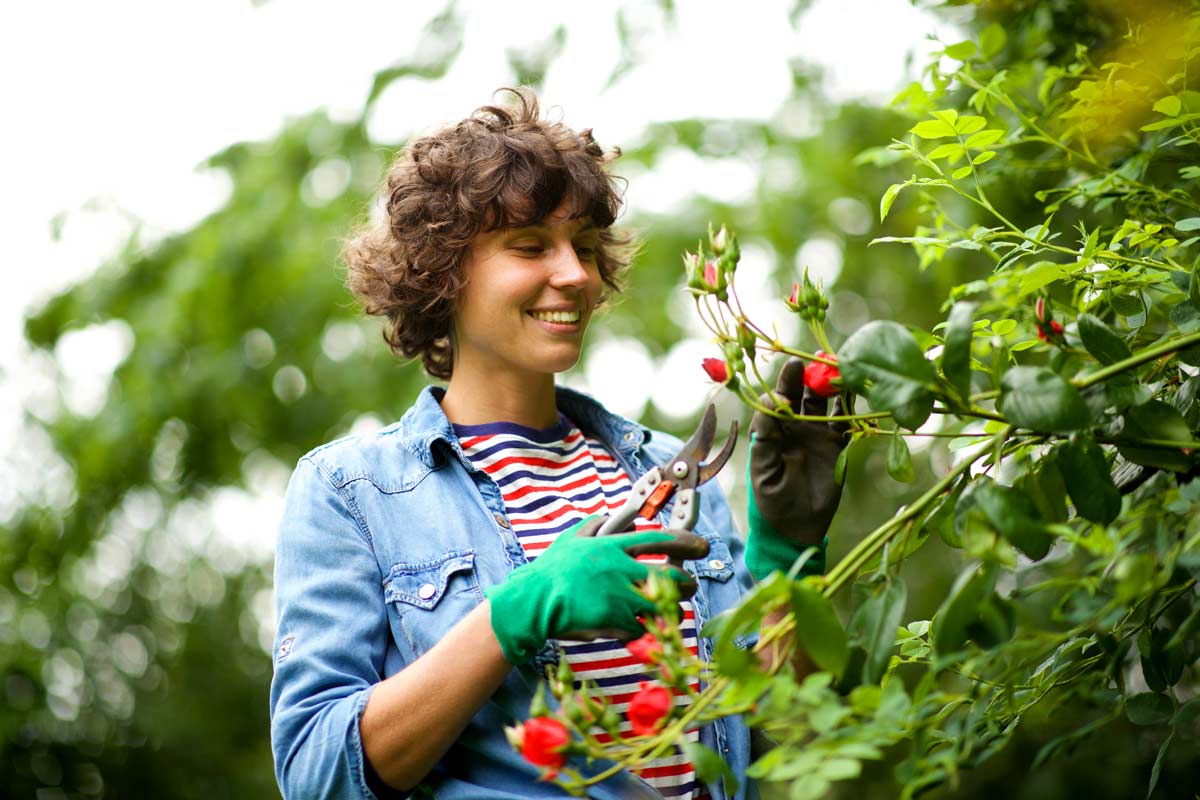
574, 245, 597, 258
513, 244, 544, 255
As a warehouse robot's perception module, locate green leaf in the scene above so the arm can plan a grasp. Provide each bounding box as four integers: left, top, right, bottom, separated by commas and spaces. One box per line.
979, 23, 1007, 58
880, 182, 905, 222
951, 165, 974, 180
1147, 729, 1174, 800
682, 741, 739, 797
1056, 437, 1121, 524
1119, 400, 1196, 471
999, 367, 1092, 432
833, 439, 852, 485
1153, 95, 1182, 116
928, 143, 965, 161
1175, 217, 1200, 232
971, 150, 997, 165
848, 580, 907, 685
942, 301, 976, 401
1017, 262, 1067, 295
1077, 313, 1132, 365
838, 321, 937, 430
991, 319, 1017, 336
886, 430, 915, 482
706, 572, 790, 676
910, 119, 957, 139
944, 40, 977, 60
954, 116, 987, 135
932, 564, 995, 656
1126, 692, 1174, 726
790, 583, 849, 677
971, 478, 1054, 560
965, 128, 1004, 147
1015, 457, 1068, 523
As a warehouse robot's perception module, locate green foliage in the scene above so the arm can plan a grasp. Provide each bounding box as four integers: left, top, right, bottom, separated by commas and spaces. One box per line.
541, 2, 1200, 798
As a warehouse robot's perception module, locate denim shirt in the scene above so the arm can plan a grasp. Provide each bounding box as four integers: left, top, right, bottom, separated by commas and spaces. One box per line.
270, 385, 757, 800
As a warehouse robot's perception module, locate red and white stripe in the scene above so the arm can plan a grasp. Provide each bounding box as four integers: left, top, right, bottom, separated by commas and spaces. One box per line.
457, 417, 711, 799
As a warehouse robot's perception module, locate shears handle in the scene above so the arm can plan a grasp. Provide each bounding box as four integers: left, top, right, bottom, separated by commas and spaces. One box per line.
596, 466, 670, 535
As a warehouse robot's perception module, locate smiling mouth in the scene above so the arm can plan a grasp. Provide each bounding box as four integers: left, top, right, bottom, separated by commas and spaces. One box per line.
528, 309, 582, 324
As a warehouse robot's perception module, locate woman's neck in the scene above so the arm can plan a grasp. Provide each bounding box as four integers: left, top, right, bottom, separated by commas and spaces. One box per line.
440, 368, 559, 429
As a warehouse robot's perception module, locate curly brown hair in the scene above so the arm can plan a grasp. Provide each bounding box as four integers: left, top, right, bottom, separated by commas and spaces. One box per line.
341, 88, 632, 380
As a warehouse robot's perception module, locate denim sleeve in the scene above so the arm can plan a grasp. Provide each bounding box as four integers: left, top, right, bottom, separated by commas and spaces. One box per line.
270, 456, 391, 800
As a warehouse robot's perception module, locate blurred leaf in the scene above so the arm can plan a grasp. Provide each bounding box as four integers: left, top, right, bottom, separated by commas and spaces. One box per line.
942, 301, 976, 401
791, 583, 849, 678
1056, 437, 1121, 524
886, 430, 915, 483
1077, 313, 1132, 365
848, 580, 907, 685
1126, 693, 1174, 726
999, 366, 1091, 432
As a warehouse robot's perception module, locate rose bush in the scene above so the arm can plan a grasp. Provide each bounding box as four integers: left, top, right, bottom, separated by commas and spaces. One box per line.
509, 4, 1200, 797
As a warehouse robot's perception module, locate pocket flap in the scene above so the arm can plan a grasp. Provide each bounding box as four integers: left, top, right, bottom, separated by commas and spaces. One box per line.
383, 550, 476, 610
690, 537, 734, 582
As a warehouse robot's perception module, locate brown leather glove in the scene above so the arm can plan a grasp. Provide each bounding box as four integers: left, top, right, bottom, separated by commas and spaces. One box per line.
745, 357, 850, 581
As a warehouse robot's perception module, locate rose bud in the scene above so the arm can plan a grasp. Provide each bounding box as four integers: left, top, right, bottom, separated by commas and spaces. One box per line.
628, 681, 673, 736
712, 225, 729, 256
626, 633, 664, 665
786, 281, 802, 311
702, 357, 729, 384
514, 717, 570, 777
703, 260, 719, 290
803, 352, 841, 398
1036, 319, 1065, 342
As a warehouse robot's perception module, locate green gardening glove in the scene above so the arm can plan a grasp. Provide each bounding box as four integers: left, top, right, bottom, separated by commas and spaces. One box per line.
746, 357, 850, 581
485, 516, 709, 664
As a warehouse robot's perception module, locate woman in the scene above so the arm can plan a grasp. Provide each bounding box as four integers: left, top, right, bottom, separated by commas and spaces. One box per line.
269, 89, 845, 800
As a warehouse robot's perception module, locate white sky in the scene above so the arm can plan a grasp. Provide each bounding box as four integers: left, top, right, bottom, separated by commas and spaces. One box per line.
0, 0, 952, 563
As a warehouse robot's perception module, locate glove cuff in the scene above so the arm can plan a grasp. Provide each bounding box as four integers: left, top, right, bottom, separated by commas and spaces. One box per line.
484, 580, 545, 665
746, 491, 828, 581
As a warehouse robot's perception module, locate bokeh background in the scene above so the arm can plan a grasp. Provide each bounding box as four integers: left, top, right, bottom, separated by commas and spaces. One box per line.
4, 1, 1194, 797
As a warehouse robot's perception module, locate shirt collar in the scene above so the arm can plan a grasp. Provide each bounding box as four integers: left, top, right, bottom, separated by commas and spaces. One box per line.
397, 384, 651, 468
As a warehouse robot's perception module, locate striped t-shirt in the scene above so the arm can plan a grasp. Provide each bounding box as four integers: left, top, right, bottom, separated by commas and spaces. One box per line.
454, 414, 709, 799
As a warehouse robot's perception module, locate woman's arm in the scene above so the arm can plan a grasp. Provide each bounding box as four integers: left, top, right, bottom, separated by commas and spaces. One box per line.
359, 600, 510, 791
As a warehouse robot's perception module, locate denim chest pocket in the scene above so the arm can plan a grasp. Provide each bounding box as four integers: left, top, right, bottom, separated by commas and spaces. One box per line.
383, 550, 483, 662
690, 537, 735, 583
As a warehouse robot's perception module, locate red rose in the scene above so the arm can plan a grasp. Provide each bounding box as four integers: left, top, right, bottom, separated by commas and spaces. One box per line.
516, 717, 570, 775
628, 681, 673, 736
703, 260, 719, 288
702, 357, 729, 383
803, 352, 841, 398
1036, 320, 1064, 342
626, 633, 664, 665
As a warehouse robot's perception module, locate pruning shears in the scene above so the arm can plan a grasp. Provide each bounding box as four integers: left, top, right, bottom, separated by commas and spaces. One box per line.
597, 403, 738, 536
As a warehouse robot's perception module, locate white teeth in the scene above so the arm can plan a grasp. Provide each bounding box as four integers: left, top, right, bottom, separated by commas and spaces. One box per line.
530, 310, 581, 324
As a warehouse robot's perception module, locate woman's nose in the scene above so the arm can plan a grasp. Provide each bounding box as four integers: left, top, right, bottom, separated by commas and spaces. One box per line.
547, 243, 591, 288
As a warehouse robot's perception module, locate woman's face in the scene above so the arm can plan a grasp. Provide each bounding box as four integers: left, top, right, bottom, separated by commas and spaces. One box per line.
450, 202, 603, 385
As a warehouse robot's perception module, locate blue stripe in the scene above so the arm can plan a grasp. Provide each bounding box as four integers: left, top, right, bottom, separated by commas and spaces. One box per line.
463, 434, 587, 464
561, 639, 629, 654
660, 780, 697, 797
492, 460, 598, 488
452, 414, 574, 443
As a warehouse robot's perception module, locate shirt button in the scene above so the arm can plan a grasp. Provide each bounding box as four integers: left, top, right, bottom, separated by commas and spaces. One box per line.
494, 514, 511, 529
417, 583, 436, 600
623, 432, 636, 442
708, 559, 726, 570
